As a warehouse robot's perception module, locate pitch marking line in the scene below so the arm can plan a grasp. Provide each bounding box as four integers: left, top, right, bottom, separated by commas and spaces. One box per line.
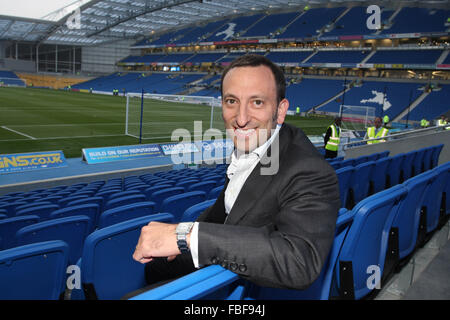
1, 126, 36, 140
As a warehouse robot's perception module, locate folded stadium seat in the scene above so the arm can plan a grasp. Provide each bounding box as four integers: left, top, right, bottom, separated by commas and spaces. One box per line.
50, 204, 100, 232
95, 189, 122, 202
0, 215, 40, 250
58, 195, 90, 208
180, 199, 216, 222
0, 212, 7, 220
98, 201, 160, 229
187, 181, 217, 195
330, 161, 342, 170
400, 151, 417, 182
72, 190, 96, 198
216, 178, 226, 186
376, 151, 390, 160
200, 174, 222, 182
14, 201, 54, 213
160, 191, 207, 222
176, 179, 200, 190
0, 201, 28, 217
104, 194, 147, 211
412, 148, 427, 176
339, 159, 354, 169
0, 240, 69, 300
336, 185, 408, 300
142, 184, 173, 199
208, 186, 224, 200
149, 187, 185, 212
370, 157, 390, 195
385, 153, 405, 188
41, 195, 64, 205
125, 184, 150, 193
78, 213, 174, 300
352, 155, 369, 167
151, 180, 176, 187
420, 163, 449, 237
66, 196, 105, 214
15, 204, 60, 220
336, 166, 355, 210
391, 171, 435, 261
349, 161, 376, 208
108, 190, 143, 202
430, 144, 444, 168
421, 146, 434, 172
15, 215, 92, 265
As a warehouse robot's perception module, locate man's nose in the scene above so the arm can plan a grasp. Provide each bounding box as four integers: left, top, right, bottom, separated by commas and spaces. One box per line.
236, 104, 250, 127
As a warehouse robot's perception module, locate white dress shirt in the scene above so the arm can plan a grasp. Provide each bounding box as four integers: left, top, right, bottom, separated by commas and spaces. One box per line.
189, 125, 282, 268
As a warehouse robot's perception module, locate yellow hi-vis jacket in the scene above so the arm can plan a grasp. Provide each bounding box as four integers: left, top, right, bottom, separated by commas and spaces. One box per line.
325, 124, 340, 151
366, 126, 389, 144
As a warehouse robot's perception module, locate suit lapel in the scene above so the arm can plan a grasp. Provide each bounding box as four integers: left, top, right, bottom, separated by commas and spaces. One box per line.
225, 124, 291, 225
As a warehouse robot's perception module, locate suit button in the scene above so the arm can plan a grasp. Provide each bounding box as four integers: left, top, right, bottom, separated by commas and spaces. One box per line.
239, 264, 247, 272
211, 257, 219, 264
229, 262, 238, 271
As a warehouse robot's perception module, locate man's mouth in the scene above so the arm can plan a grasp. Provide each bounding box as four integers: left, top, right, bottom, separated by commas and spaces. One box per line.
234, 128, 256, 138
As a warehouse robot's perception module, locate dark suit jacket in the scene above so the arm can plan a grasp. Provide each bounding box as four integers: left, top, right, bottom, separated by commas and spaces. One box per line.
196, 123, 340, 290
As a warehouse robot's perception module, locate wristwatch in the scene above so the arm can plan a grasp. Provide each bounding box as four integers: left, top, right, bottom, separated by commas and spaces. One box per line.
175, 222, 194, 253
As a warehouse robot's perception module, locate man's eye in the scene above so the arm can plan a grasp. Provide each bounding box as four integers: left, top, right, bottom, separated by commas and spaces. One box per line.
253, 100, 263, 106
226, 99, 236, 104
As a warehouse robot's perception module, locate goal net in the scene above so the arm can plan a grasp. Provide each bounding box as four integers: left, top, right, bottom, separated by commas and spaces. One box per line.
125, 92, 223, 141
339, 105, 376, 133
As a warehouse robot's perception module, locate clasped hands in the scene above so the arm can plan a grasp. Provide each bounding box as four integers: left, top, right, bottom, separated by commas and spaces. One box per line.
133, 221, 190, 263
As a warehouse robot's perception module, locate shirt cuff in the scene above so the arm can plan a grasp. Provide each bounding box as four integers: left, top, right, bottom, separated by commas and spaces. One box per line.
190, 222, 201, 268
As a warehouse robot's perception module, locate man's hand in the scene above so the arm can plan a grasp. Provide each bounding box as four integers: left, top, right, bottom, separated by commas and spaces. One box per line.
133, 222, 188, 264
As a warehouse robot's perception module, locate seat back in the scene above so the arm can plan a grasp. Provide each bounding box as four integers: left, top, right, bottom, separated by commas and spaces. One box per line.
104, 194, 146, 211
98, 201, 158, 229
412, 148, 426, 176
15, 204, 60, 220
337, 185, 407, 299
50, 204, 100, 231
142, 184, 173, 199
336, 166, 354, 209
108, 190, 142, 202
421, 146, 434, 172
187, 181, 217, 194
160, 191, 207, 222
15, 215, 91, 265
392, 171, 434, 259
180, 199, 216, 222
81, 213, 174, 300
0, 240, 69, 300
350, 161, 375, 206
371, 157, 390, 194
66, 196, 104, 213
401, 151, 416, 182
0, 215, 40, 250
430, 144, 444, 168
385, 153, 404, 187
208, 186, 224, 200
58, 195, 90, 208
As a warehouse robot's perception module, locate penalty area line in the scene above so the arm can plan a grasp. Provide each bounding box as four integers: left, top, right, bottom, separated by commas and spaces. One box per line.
1, 126, 36, 140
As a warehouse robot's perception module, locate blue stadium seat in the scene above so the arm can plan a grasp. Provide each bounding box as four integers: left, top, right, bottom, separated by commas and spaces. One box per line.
392, 171, 434, 260
50, 204, 100, 231
104, 194, 147, 211
247, 209, 355, 300
58, 195, 89, 208
80, 213, 174, 300
0, 201, 28, 217
15, 204, 60, 220
349, 161, 375, 207
143, 184, 175, 199
187, 181, 217, 194
149, 187, 185, 212
98, 201, 159, 229
386, 153, 404, 187
66, 196, 104, 213
14, 201, 54, 213
401, 151, 416, 182
336, 166, 354, 209
160, 191, 207, 222
176, 179, 200, 189
370, 157, 390, 194
421, 146, 434, 172
0, 213, 6, 220
339, 159, 354, 169
0, 215, 40, 250
352, 155, 369, 167
208, 185, 224, 200
180, 199, 216, 222
15, 215, 92, 265
108, 190, 142, 201
430, 144, 444, 168
412, 148, 426, 176
0, 240, 69, 300
336, 185, 408, 299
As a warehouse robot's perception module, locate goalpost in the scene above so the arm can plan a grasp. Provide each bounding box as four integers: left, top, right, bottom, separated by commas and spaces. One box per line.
339, 105, 376, 133
125, 92, 223, 141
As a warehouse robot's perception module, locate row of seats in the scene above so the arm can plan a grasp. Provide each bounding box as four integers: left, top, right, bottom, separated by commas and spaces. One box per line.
131, 160, 450, 300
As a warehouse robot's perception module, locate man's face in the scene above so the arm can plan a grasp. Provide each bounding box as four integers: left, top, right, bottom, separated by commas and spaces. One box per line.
221, 65, 289, 153
374, 117, 382, 128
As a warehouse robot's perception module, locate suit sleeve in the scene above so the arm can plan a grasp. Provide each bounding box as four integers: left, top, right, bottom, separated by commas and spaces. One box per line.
196, 157, 340, 290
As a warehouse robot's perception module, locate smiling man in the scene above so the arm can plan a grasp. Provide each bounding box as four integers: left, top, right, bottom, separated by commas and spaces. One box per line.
131, 55, 340, 294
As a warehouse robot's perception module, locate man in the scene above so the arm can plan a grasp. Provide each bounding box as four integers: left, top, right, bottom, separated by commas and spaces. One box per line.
421, 118, 429, 129
365, 116, 389, 144
324, 117, 341, 159
437, 115, 447, 127
132, 55, 340, 292
383, 115, 389, 127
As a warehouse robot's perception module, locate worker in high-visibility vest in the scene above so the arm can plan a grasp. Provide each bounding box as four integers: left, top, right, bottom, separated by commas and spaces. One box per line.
437, 115, 448, 127
365, 117, 389, 144
421, 118, 429, 128
296, 106, 300, 116
383, 115, 389, 127
324, 117, 341, 158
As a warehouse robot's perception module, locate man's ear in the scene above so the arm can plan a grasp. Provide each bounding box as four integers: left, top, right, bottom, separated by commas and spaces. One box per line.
277, 98, 290, 124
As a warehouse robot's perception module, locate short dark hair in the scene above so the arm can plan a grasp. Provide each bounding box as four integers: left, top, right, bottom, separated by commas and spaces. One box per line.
220, 54, 286, 104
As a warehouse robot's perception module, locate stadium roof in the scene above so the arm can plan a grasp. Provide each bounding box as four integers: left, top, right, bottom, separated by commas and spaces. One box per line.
0, 0, 449, 46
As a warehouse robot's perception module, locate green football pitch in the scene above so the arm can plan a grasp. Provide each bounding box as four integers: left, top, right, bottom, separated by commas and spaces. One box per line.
0, 87, 332, 158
